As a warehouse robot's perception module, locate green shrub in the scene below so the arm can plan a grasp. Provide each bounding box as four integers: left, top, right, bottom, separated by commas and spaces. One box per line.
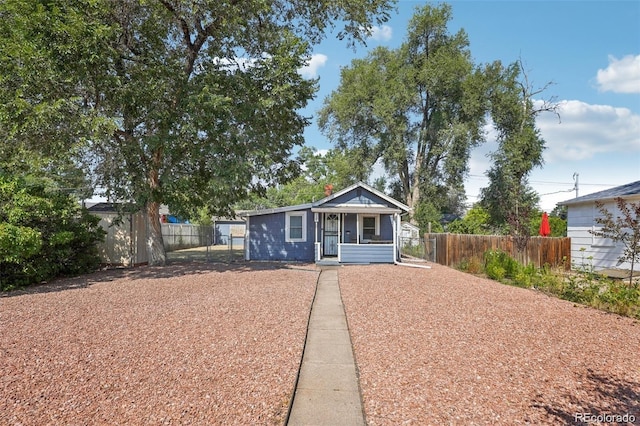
457, 256, 484, 274
0, 223, 42, 263
0, 176, 105, 291
595, 279, 640, 318
486, 263, 506, 281
484, 250, 521, 281
530, 266, 564, 292
474, 247, 640, 319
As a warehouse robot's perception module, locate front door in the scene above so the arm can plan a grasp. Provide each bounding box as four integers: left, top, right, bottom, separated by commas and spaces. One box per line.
323, 213, 339, 256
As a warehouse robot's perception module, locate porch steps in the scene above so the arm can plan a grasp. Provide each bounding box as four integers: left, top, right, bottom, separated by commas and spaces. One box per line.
315, 259, 340, 266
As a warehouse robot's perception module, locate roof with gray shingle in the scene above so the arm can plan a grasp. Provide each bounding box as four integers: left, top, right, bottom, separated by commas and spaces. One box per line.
559, 180, 640, 205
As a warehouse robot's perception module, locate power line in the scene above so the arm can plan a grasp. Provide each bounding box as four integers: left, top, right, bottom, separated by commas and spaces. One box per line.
538, 188, 575, 196
467, 174, 621, 188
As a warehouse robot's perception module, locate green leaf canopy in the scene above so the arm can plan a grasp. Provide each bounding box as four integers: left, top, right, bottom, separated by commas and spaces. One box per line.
0, 0, 396, 264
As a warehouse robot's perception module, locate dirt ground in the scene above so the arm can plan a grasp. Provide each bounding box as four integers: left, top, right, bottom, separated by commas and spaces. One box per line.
166, 245, 245, 263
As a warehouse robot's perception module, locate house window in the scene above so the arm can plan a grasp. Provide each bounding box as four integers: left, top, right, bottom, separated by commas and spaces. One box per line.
286, 211, 307, 242
361, 215, 379, 241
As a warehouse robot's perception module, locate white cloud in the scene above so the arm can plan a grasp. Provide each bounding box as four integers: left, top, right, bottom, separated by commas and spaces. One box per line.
468, 100, 640, 169
298, 53, 328, 79
465, 101, 640, 210
596, 54, 640, 94
537, 100, 640, 162
367, 24, 393, 42
467, 121, 498, 176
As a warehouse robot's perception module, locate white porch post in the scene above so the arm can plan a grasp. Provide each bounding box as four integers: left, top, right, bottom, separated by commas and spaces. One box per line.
314, 212, 320, 261
244, 216, 250, 260
337, 213, 342, 261
392, 213, 397, 261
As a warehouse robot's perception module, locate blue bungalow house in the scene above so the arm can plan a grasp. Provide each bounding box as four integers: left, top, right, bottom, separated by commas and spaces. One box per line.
242, 182, 411, 264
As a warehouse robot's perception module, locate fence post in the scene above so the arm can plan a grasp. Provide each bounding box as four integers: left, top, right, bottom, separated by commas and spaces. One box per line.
432, 236, 436, 264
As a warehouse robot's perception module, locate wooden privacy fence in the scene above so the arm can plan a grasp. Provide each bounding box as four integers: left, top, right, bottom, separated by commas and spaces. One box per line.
424, 233, 571, 270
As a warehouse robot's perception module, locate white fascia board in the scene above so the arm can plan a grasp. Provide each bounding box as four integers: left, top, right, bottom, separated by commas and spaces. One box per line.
313, 181, 410, 212
241, 203, 313, 217
311, 206, 402, 214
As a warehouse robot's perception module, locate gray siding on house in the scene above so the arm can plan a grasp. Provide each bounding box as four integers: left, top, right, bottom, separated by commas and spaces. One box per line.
343, 213, 358, 242
244, 182, 409, 264
380, 214, 393, 238
341, 244, 394, 263
248, 210, 315, 261
567, 201, 630, 270
561, 180, 639, 271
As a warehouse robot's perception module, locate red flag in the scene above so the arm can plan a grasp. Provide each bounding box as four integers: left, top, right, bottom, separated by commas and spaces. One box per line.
539, 212, 551, 237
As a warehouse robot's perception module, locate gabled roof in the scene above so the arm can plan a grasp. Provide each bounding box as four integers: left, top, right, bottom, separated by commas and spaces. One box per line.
401, 221, 420, 230
241, 182, 410, 217
559, 180, 640, 206
312, 181, 411, 212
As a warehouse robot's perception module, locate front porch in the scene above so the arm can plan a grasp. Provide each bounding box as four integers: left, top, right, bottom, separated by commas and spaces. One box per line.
312, 209, 401, 264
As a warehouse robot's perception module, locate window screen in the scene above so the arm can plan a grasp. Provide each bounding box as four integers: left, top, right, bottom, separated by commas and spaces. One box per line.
289, 215, 303, 239
363, 216, 376, 239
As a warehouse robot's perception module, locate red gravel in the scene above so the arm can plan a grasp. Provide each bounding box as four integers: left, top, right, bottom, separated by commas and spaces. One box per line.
339, 263, 640, 425
3, 261, 639, 425
1, 264, 318, 425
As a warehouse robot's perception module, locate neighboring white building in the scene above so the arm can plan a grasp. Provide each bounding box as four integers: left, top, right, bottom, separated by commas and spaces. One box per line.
87, 203, 149, 266
559, 180, 640, 271
400, 221, 421, 239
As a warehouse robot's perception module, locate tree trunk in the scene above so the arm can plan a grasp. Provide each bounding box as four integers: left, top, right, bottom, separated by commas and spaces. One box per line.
146, 201, 166, 266
407, 153, 423, 225
145, 145, 166, 266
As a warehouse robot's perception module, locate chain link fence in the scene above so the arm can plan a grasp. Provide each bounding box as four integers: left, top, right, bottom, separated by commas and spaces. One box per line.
400, 236, 436, 262
162, 224, 213, 252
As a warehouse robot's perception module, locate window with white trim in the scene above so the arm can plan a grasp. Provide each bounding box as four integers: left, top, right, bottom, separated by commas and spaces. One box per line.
286, 211, 307, 242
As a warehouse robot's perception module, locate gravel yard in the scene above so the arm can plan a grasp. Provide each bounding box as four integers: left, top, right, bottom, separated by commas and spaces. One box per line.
339, 263, 640, 425
1, 263, 318, 425
3, 261, 639, 425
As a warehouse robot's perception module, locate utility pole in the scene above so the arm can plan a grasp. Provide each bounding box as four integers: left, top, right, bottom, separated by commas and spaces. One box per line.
573, 172, 579, 198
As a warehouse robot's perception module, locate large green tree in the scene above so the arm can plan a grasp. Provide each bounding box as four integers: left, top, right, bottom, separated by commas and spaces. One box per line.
480, 60, 558, 250
0, 0, 105, 198
319, 3, 487, 227
0, 0, 395, 265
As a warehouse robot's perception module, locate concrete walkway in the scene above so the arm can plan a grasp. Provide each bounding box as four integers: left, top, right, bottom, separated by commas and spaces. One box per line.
287, 268, 366, 426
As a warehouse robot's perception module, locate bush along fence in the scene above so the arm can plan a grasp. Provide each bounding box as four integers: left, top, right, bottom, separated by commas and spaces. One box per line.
424, 233, 571, 270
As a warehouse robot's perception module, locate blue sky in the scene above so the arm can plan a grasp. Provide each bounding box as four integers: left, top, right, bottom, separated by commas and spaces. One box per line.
298, 0, 640, 212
